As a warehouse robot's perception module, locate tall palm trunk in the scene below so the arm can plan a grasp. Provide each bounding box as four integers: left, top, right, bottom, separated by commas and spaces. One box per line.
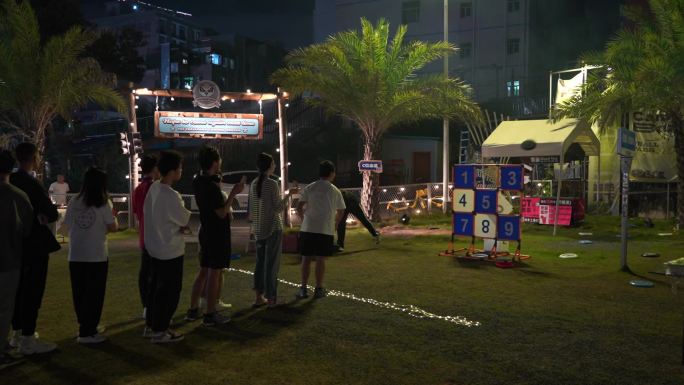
33, 125, 47, 181
674, 115, 684, 227
360, 138, 382, 222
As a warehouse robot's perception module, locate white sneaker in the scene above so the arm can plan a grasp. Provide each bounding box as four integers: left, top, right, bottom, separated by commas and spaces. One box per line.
142, 327, 154, 338
217, 300, 232, 309
77, 334, 107, 344
150, 330, 184, 344
8, 330, 22, 348
18, 336, 57, 355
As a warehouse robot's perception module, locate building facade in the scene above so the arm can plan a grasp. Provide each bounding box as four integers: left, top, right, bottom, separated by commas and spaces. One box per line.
315, 0, 623, 116
84, 1, 285, 92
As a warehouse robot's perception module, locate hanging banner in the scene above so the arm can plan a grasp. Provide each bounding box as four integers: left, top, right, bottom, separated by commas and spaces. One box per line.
521, 197, 540, 223
154, 111, 263, 140
629, 112, 676, 182
555, 71, 584, 106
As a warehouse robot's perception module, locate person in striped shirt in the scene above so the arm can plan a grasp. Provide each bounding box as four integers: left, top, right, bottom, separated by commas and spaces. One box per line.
248, 153, 289, 307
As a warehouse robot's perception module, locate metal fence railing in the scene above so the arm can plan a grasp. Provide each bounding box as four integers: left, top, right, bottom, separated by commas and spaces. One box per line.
57, 180, 677, 230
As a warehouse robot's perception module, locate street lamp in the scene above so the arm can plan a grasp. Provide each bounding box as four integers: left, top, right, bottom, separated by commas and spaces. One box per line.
442, 0, 449, 214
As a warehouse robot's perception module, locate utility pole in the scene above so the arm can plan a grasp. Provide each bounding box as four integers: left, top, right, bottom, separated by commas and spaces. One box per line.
442, 0, 450, 214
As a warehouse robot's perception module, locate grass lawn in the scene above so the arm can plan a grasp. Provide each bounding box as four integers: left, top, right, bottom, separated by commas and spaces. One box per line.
4, 215, 684, 385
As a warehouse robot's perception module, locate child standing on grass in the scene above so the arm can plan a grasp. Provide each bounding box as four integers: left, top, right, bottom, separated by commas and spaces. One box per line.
144, 151, 191, 343
132, 154, 159, 322
249, 153, 288, 307
63, 168, 118, 344
0, 150, 33, 369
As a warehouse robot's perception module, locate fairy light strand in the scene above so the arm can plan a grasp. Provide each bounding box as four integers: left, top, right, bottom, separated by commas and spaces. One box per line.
227, 268, 480, 327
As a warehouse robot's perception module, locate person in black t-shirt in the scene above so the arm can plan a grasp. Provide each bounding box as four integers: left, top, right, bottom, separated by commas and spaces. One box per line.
335, 190, 379, 252
185, 147, 244, 326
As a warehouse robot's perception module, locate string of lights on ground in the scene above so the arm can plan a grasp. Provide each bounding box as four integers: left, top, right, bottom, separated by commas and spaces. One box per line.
227, 268, 481, 327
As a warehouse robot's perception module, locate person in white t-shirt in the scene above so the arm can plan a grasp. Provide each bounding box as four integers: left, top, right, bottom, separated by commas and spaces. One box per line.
63, 168, 118, 344
143, 150, 191, 343
48, 174, 70, 207
295, 160, 346, 299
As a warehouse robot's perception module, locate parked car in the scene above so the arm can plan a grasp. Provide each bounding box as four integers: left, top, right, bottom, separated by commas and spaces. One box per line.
221, 170, 281, 213
188, 170, 298, 215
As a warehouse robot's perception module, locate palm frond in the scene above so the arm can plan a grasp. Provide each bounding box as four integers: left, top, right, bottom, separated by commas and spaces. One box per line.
272, 17, 478, 138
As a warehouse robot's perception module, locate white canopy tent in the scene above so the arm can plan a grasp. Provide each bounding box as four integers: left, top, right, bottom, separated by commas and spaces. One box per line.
482, 118, 600, 235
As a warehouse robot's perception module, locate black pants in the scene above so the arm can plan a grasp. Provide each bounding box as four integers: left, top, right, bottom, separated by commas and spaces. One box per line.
336, 204, 378, 248
139, 249, 152, 309
148, 256, 183, 333
69, 261, 108, 337
12, 253, 49, 336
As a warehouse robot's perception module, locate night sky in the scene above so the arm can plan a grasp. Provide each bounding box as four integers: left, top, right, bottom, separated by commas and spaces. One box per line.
140, 0, 316, 49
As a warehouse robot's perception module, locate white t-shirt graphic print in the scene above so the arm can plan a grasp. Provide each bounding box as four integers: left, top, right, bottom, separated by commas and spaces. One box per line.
64, 197, 115, 262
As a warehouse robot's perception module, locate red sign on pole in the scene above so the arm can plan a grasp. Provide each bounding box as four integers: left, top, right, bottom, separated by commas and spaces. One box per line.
538, 198, 573, 226
521, 197, 540, 222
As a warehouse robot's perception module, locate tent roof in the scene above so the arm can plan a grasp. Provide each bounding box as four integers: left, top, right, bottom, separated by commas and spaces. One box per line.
481, 118, 600, 159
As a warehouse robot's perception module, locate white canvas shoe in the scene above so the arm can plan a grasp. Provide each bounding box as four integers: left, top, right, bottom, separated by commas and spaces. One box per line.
8, 330, 22, 348
77, 334, 107, 344
18, 335, 57, 355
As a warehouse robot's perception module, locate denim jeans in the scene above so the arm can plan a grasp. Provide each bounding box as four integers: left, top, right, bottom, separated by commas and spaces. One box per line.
254, 230, 283, 300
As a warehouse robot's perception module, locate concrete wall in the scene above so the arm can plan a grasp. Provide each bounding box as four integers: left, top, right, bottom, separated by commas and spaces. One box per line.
382, 135, 442, 185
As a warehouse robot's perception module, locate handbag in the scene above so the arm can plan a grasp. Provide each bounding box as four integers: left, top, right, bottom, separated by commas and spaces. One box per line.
33, 223, 61, 254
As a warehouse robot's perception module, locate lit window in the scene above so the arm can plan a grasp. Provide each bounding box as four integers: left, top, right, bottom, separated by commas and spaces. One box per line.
507, 0, 520, 13
459, 43, 472, 59
507, 38, 520, 54
460, 2, 472, 18
183, 77, 194, 90
507, 80, 520, 97
401, 1, 420, 24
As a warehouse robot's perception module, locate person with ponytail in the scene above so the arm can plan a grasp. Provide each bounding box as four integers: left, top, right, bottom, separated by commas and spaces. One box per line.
248, 153, 289, 307
63, 167, 118, 344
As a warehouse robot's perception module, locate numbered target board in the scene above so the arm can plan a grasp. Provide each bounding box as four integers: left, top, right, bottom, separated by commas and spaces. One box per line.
451, 164, 524, 242
452, 189, 474, 212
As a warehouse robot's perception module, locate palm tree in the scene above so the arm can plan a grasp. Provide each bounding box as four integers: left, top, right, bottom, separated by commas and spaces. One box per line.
554, 0, 684, 225
0, 0, 126, 166
272, 18, 481, 221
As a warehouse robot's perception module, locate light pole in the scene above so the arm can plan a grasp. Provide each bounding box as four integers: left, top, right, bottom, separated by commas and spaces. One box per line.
442, 0, 450, 214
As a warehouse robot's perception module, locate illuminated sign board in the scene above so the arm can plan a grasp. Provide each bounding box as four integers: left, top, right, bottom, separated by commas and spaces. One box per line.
358, 160, 383, 173
154, 111, 263, 140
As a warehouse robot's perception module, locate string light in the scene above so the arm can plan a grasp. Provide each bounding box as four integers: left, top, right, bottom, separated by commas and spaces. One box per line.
246, 89, 251, 93
276, 148, 280, 152
287, 132, 291, 137
170, 97, 175, 101
227, 268, 480, 327
287, 162, 291, 166
285, 103, 289, 107
134, 105, 139, 109
231, 98, 235, 103
135, 95, 140, 100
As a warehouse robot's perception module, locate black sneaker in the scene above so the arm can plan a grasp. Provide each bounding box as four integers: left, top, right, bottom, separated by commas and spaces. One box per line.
202, 312, 231, 326
313, 287, 327, 299
184, 308, 202, 321
295, 286, 309, 299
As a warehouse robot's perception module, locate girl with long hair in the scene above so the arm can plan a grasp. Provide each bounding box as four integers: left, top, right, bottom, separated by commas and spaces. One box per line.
64, 167, 118, 344
248, 153, 288, 307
